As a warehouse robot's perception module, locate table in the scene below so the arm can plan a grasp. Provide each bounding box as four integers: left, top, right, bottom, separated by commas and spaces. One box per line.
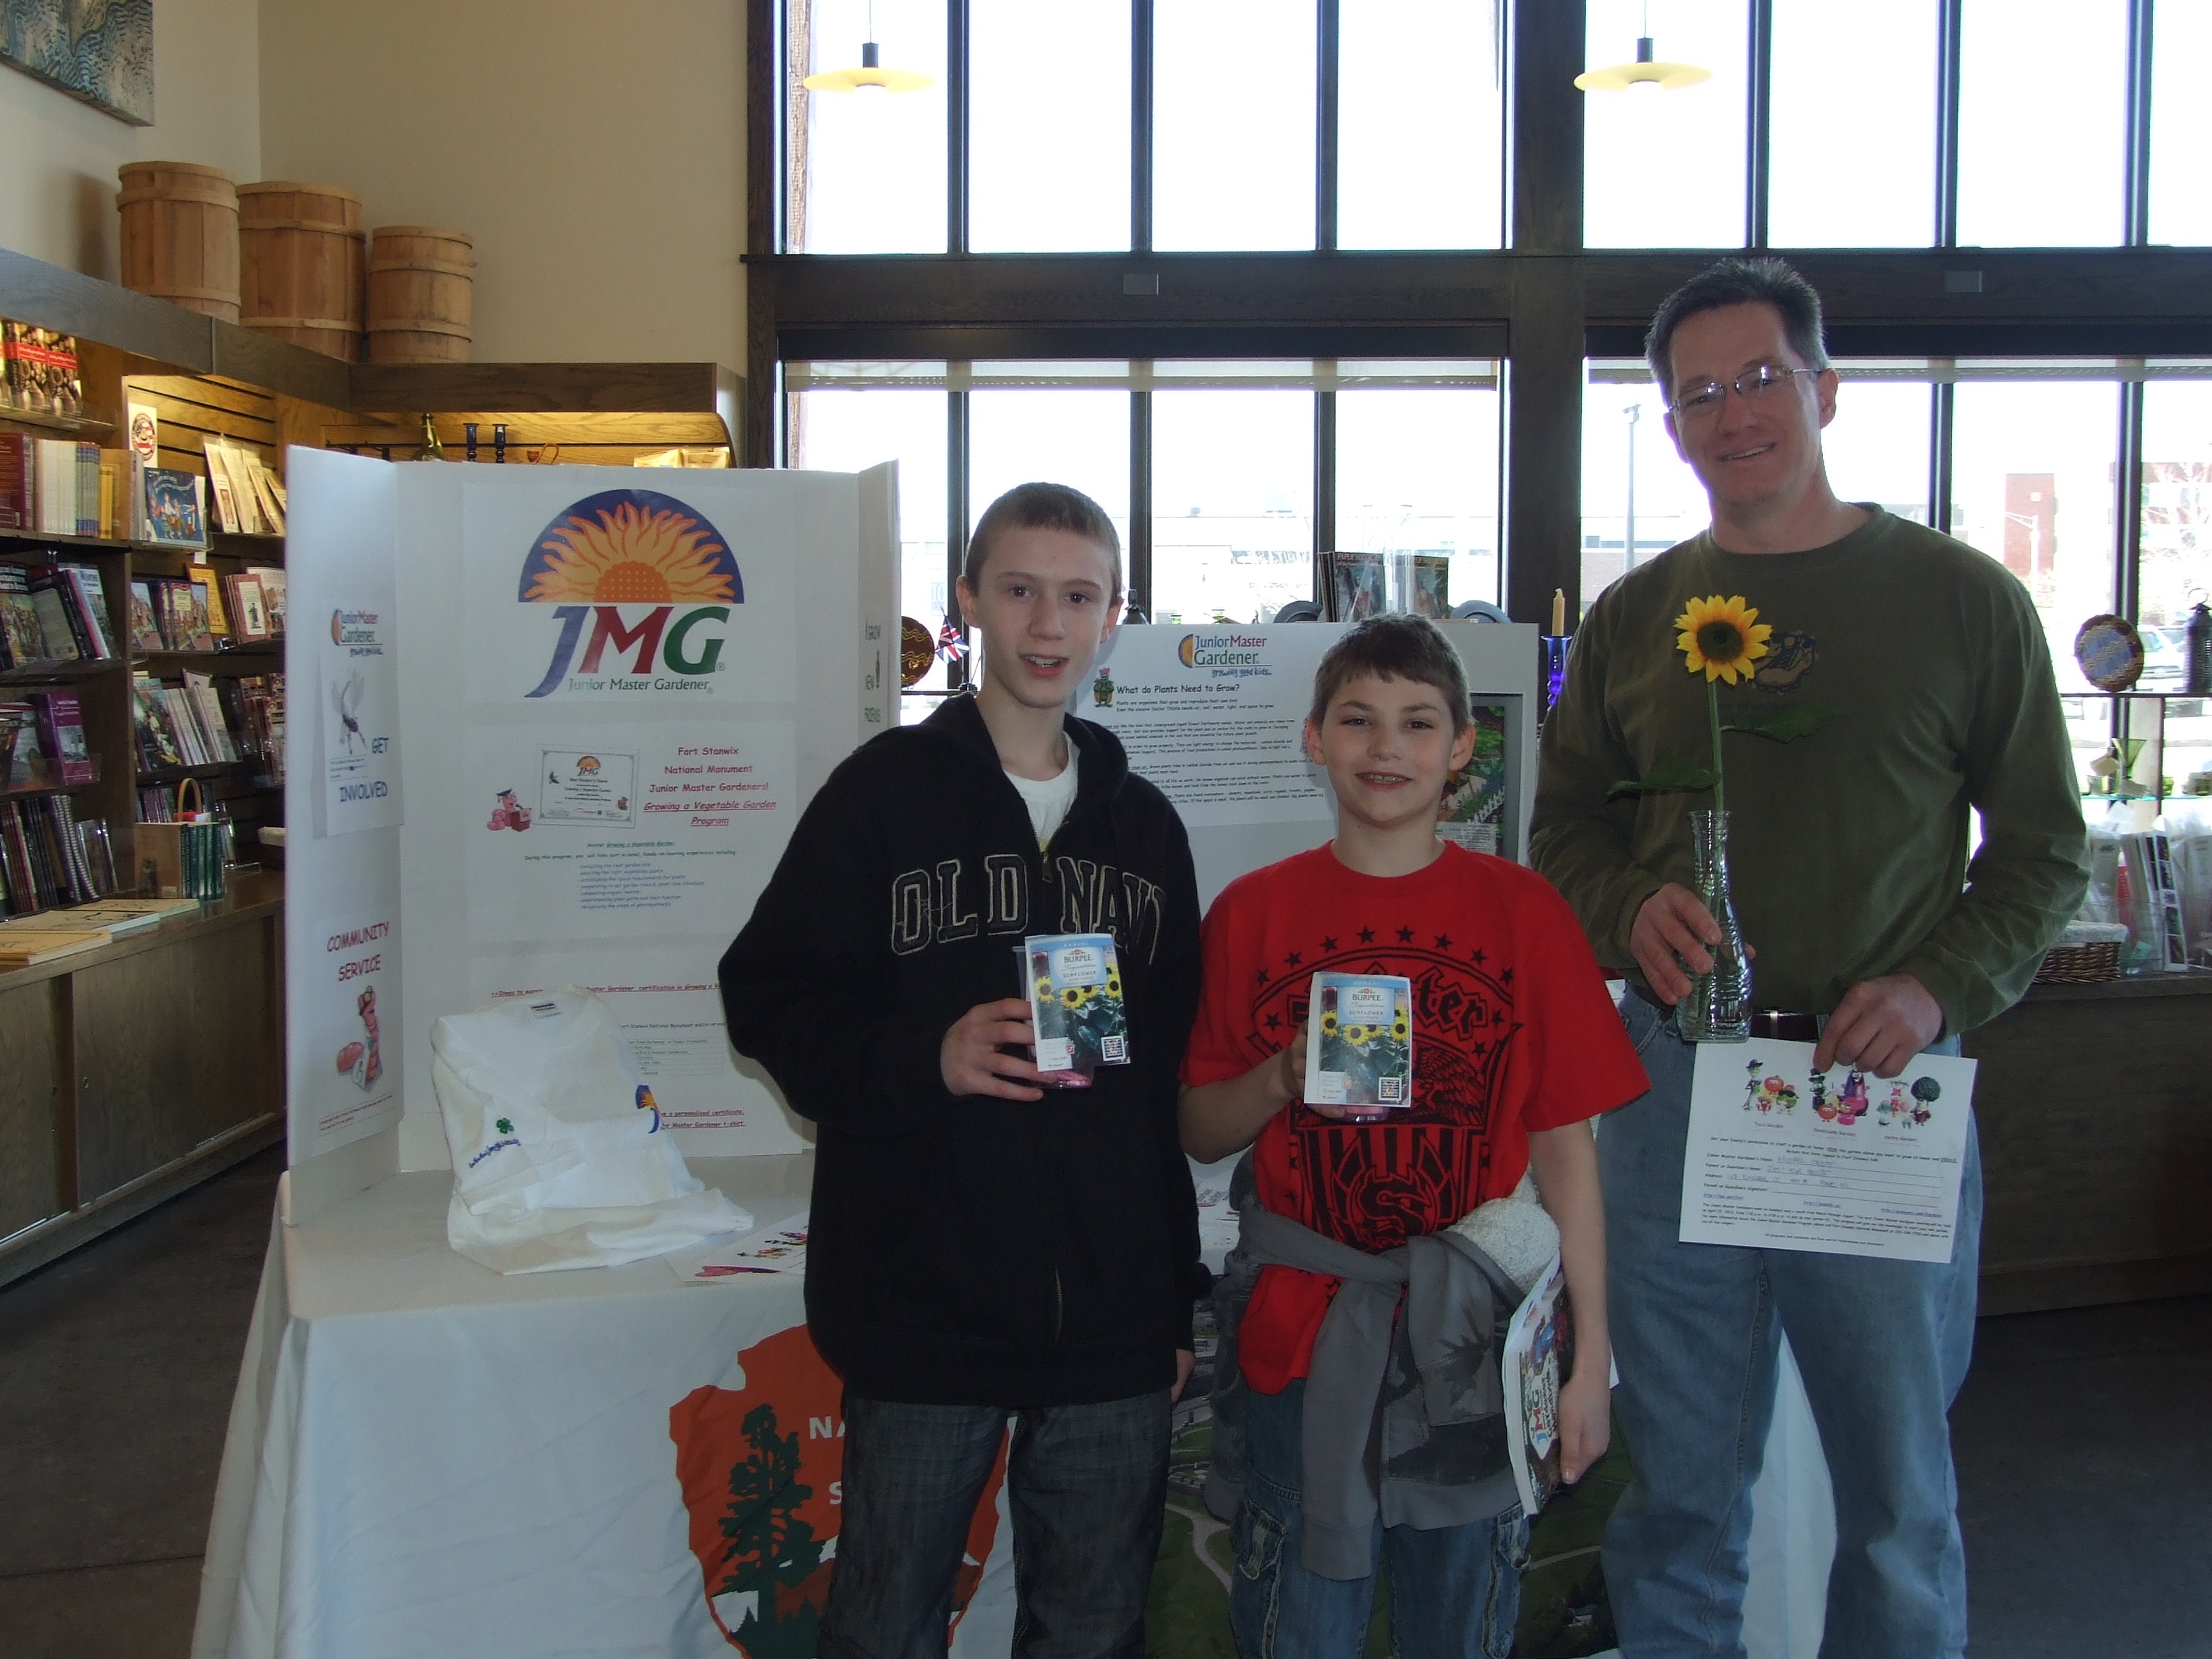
190, 1154, 1021, 1659
193, 1153, 1835, 1659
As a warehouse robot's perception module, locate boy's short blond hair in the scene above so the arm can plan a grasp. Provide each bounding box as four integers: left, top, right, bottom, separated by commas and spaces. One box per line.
965, 482, 1122, 597
1309, 614, 1471, 733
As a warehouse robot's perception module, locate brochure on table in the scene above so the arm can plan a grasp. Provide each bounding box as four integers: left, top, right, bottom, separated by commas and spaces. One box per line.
283, 450, 898, 1219
1077, 621, 1537, 907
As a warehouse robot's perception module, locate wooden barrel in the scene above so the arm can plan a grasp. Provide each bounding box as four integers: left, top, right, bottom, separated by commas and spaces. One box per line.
116, 162, 240, 320
238, 182, 365, 360
367, 226, 474, 363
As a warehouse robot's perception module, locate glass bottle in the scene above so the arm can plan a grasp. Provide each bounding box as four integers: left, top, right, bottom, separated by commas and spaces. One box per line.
1677, 807, 1752, 1042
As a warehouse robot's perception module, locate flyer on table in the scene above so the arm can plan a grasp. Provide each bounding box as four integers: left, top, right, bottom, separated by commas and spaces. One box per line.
1678, 1038, 1977, 1264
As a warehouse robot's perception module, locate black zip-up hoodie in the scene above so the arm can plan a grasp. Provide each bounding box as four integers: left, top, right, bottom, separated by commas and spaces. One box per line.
718, 694, 1208, 1407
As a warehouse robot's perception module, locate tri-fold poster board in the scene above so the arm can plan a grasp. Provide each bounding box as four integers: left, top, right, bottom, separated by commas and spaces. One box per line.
281, 450, 1538, 1216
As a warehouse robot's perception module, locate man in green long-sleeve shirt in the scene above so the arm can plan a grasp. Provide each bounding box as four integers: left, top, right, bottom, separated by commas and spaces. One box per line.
1532, 257, 2085, 1659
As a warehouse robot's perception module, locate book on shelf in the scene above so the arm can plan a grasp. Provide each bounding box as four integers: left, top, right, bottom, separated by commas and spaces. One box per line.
1327, 551, 1387, 623
203, 442, 242, 534
198, 575, 229, 641
0, 699, 31, 783
2, 322, 82, 416
0, 433, 29, 528
63, 564, 116, 658
0, 796, 109, 914
245, 565, 286, 634
0, 563, 57, 668
0, 928, 107, 965
184, 671, 239, 762
247, 455, 286, 535
22, 571, 82, 664
127, 580, 164, 652
0, 895, 194, 940
141, 466, 206, 549
225, 573, 270, 642
26, 688, 96, 784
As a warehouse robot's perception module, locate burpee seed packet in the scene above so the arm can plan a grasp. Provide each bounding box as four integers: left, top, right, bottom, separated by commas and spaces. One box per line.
1306, 971, 1413, 1117
1020, 932, 1130, 1087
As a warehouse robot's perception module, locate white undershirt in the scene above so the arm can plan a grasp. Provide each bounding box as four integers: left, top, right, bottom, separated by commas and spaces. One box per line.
1008, 747, 1079, 850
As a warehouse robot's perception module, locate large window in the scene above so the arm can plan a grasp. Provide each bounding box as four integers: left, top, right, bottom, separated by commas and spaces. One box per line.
969, 0, 1130, 252
1956, 0, 2130, 248
789, 0, 948, 252
1767, 0, 1937, 248
784, 359, 1502, 712
784, 0, 1506, 252
1581, 0, 1747, 249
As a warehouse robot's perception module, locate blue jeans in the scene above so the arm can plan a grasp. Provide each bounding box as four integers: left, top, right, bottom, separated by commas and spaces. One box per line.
821, 1389, 1171, 1659
1229, 1379, 1530, 1659
1601, 993, 1981, 1659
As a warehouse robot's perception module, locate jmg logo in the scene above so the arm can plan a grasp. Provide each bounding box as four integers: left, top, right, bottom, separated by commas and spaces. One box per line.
517, 490, 743, 698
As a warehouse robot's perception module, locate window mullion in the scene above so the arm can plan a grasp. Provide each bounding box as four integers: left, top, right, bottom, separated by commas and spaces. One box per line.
948, 0, 970, 255
1132, 0, 1153, 253
1316, 0, 1340, 252
1131, 369, 1153, 619
2123, 0, 2154, 247
1747, 0, 1772, 248
1936, 0, 1963, 245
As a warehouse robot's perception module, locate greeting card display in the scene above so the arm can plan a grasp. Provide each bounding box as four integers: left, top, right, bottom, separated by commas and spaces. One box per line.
1306, 971, 1413, 1118
1020, 932, 1130, 1086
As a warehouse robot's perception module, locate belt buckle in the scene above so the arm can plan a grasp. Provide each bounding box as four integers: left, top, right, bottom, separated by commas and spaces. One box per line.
1748, 1010, 1819, 1042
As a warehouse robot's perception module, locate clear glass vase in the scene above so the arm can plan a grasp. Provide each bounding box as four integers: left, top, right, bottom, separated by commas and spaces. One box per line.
1676, 807, 1751, 1042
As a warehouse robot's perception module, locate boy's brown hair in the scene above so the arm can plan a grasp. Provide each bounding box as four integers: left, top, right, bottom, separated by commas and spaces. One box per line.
1308, 614, 1470, 732
963, 482, 1122, 597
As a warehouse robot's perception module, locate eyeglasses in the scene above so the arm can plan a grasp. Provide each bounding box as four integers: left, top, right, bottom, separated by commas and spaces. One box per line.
1668, 363, 1815, 422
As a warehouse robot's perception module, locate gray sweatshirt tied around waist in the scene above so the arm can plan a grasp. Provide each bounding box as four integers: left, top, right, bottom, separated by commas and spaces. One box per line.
1228, 1205, 1524, 1580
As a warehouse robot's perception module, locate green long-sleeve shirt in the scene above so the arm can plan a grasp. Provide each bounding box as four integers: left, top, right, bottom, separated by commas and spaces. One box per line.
1531, 506, 2089, 1035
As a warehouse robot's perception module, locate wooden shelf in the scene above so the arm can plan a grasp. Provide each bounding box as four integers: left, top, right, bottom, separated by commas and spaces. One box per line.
0, 775, 103, 800
137, 760, 276, 785
0, 525, 168, 555
0, 404, 114, 438
0, 657, 127, 686
136, 645, 282, 665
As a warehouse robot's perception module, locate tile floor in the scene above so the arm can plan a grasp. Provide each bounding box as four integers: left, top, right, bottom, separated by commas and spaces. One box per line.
1, 1148, 2207, 1658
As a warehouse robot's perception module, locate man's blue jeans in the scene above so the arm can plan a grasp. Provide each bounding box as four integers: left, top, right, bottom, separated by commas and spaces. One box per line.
820, 1389, 1170, 1659
1602, 993, 1981, 1659
1228, 1379, 1529, 1659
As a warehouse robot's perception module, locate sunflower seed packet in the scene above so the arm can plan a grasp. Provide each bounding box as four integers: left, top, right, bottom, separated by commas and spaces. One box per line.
1020, 933, 1131, 1087
1306, 972, 1414, 1118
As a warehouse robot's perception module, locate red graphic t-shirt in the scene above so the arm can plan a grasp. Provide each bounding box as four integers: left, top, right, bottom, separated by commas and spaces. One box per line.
1181, 842, 1650, 1393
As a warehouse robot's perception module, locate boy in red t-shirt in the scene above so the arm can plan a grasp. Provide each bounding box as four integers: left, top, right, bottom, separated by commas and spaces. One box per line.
1180, 616, 1648, 1659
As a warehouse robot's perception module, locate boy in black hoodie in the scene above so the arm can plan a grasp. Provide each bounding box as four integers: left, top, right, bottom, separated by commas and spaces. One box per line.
720, 482, 1205, 1659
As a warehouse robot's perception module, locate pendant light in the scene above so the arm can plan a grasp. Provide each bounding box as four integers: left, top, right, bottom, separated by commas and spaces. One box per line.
1575, 2, 1710, 92
803, 1, 933, 93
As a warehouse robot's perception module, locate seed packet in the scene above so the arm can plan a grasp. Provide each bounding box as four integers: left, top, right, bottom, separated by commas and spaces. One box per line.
1306, 972, 1414, 1118
1019, 932, 1130, 1087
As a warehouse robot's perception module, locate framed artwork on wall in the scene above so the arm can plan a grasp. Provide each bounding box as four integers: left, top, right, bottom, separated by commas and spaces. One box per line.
1, 0, 153, 127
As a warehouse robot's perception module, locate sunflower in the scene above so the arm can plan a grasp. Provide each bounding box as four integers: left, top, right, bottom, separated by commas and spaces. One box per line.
1344, 1024, 1369, 1045
1391, 1016, 1410, 1041
1104, 972, 1123, 999
523, 500, 737, 604
1059, 986, 1085, 1010
1674, 594, 1772, 685
1035, 976, 1053, 1001
1320, 1010, 1340, 1037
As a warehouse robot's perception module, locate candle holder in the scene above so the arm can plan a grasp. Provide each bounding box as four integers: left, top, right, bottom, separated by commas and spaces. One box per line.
1540, 635, 1573, 718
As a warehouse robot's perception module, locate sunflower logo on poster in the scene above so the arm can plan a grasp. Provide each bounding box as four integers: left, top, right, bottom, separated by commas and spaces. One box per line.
670, 1324, 1006, 1657
512, 490, 745, 700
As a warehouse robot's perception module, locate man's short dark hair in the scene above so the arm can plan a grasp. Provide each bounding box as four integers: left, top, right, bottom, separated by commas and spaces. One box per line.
1645, 256, 1831, 391
1309, 614, 1470, 733
964, 482, 1122, 598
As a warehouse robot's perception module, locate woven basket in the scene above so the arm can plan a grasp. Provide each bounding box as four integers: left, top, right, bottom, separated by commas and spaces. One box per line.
2033, 940, 2123, 985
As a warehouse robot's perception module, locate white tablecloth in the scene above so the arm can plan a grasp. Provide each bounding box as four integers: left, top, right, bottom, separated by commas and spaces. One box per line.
191, 1153, 1832, 1659
190, 1154, 1021, 1659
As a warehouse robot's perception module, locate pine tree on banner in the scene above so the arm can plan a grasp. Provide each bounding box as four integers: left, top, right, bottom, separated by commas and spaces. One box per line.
718, 1403, 825, 1659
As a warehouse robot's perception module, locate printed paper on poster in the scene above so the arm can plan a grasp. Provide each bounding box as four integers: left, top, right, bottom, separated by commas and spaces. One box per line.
1679, 1038, 1976, 1264
321, 607, 402, 835
1077, 626, 1334, 829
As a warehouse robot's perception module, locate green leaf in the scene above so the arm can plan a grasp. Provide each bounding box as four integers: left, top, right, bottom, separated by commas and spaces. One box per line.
1721, 701, 1841, 743
1608, 756, 1721, 798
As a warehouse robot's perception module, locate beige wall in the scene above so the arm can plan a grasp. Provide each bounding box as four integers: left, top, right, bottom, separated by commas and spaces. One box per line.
257, 0, 747, 369
0, 0, 262, 281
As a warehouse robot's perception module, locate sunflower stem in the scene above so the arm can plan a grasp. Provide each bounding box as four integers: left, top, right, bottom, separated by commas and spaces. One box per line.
1706, 679, 1726, 818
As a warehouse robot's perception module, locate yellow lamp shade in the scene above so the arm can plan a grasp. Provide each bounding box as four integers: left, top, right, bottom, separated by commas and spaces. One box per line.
804, 40, 933, 93
1575, 36, 1710, 92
